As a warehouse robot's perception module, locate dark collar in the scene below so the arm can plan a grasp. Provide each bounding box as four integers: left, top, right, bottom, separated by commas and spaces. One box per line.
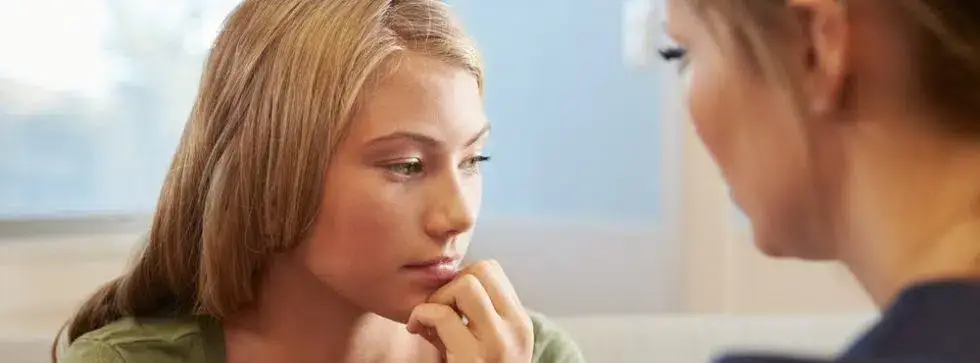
842, 279, 980, 362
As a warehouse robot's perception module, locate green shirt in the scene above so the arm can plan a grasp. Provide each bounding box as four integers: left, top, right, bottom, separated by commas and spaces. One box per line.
60, 312, 586, 363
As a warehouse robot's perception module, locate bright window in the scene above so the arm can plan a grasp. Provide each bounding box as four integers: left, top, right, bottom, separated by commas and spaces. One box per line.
0, 0, 240, 218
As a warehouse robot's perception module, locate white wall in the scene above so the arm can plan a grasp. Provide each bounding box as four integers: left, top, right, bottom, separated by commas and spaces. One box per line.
468, 219, 679, 315
0, 233, 135, 338
725, 232, 874, 313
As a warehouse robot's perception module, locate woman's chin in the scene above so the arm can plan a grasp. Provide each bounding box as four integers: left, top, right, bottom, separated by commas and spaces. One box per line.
750, 219, 803, 258
370, 293, 429, 324
751, 225, 836, 261
370, 305, 414, 324
752, 232, 792, 258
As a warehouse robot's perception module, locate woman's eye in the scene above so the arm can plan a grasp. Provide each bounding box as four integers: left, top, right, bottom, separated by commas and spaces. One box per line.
658, 46, 689, 72
384, 159, 424, 176
658, 46, 687, 61
460, 155, 491, 173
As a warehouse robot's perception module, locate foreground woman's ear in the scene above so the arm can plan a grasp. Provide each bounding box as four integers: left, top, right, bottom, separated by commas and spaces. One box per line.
787, 0, 850, 115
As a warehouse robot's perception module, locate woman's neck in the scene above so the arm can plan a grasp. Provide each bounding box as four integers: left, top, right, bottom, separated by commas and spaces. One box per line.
222, 256, 435, 363
839, 122, 980, 308
846, 216, 980, 308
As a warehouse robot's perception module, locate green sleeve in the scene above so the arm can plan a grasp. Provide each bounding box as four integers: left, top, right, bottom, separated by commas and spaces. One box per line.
57, 316, 213, 363
529, 311, 588, 363
60, 338, 126, 363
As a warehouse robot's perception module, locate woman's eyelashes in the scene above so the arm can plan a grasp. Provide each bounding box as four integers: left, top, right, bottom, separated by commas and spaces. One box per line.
460, 155, 491, 173
658, 46, 686, 61
383, 157, 425, 176
658, 46, 689, 71
380, 154, 491, 179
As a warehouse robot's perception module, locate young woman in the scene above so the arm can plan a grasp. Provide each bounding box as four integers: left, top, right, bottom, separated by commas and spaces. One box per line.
56, 1, 584, 362
663, 0, 980, 362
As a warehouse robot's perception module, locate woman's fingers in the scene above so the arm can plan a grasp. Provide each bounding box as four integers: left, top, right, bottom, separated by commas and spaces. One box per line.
460, 260, 524, 319
407, 303, 479, 356
411, 260, 534, 363
427, 273, 500, 339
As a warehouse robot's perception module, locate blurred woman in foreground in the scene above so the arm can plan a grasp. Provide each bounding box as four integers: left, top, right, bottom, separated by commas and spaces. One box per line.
663, 0, 980, 362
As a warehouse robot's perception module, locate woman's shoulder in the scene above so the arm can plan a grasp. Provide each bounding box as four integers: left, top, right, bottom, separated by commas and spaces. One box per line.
60, 316, 213, 363
527, 310, 587, 363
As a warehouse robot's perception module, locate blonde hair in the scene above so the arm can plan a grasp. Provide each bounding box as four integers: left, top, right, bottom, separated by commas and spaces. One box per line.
55, 0, 482, 356
690, 0, 980, 135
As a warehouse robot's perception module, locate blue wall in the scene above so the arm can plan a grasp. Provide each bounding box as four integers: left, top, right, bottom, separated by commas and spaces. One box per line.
450, 0, 664, 222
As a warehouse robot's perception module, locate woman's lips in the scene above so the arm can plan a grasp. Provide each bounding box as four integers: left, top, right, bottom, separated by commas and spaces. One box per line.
402, 257, 461, 286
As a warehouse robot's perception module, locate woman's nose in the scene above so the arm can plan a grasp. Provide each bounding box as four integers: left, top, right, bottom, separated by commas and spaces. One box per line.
423, 172, 478, 242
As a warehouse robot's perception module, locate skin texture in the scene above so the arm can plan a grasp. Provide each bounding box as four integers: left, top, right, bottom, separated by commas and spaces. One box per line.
666, 0, 980, 307
223, 54, 533, 363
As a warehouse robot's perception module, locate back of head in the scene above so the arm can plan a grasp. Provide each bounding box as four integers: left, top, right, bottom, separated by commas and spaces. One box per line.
691, 0, 980, 136
55, 0, 481, 357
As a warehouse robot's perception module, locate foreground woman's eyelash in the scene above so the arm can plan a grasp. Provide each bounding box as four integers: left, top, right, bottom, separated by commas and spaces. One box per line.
658, 46, 687, 61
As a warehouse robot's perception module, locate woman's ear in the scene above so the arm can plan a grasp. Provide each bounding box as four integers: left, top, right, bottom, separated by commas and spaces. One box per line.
787, 0, 850, 115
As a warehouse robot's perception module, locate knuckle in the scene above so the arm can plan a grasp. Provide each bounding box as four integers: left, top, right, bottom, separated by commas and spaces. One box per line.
518, 312, 533, 330
486, 259, 502, 269
515, 326, 534, 347
458, 273, 483, 290
512, 314, 534, 343
459, 272, 479, 284
484, 259, 504, 273
473, 260, 497, 274
428, 288, 450, 304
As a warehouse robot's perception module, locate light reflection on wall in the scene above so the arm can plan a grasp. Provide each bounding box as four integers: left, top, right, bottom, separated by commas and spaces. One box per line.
0, 0, 241, 218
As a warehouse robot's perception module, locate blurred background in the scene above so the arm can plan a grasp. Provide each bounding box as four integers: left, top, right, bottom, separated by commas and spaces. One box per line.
0, 0, 877, 361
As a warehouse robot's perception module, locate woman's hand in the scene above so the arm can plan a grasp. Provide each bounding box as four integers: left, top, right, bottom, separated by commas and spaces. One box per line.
406, 260, 534, 363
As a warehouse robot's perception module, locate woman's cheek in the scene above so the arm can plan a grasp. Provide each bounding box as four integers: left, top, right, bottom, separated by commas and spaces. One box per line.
686, 62, 730, 166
